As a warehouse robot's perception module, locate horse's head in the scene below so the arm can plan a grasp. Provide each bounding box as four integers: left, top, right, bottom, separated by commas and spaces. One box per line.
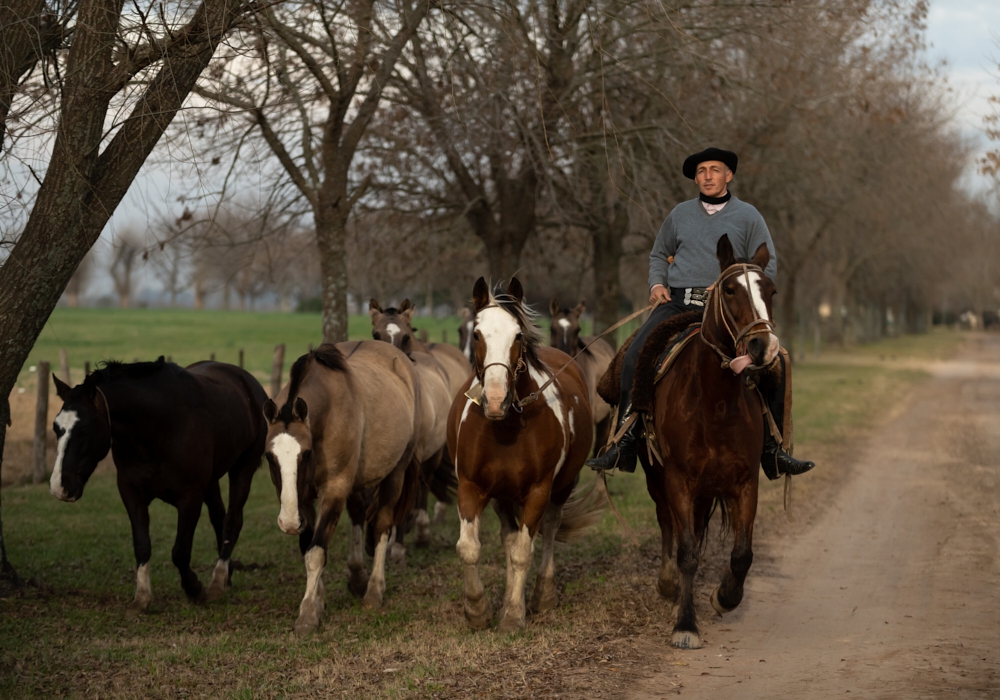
263, 396, 315, 535
714, 235, 779, 369
49, 375, 112, 502
369, 298, 417, 355
472, 276, 539, 420
549, 299, 586, 355
458, 307, 475, 362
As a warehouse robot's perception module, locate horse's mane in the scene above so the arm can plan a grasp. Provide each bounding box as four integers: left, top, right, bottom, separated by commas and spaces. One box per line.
484, 285, 545, 369
85, 356, 180, 386
279, 343, 348, 423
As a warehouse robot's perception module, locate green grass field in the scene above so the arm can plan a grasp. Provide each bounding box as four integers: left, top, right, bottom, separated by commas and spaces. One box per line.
0, 312, 970, 698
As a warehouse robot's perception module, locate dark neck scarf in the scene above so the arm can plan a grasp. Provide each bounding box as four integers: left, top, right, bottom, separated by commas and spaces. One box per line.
699, 190, 731, 205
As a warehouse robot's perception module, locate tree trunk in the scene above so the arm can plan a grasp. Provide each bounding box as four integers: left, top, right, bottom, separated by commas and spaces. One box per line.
0, 399, 22, 592
591, 201, 628, 343
315, 184, 350, 344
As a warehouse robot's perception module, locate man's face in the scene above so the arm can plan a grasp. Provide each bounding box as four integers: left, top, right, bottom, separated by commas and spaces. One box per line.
694, 160, 733, 198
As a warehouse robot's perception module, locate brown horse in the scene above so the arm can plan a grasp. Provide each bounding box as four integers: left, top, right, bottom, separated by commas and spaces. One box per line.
263, 342, 421, 636
369, 299, 465, 544
447, 277, 601, 631
549, 299, 615, 450
644, 235, 779, 649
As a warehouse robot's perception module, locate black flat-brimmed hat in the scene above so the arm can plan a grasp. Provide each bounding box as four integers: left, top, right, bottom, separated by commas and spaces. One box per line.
682, 148, 738, 179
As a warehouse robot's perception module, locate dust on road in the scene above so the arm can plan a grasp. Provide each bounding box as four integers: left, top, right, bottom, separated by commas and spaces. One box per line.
630, 334, 1000, 699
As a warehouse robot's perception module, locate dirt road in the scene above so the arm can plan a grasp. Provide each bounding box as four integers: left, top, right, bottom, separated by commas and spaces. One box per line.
630, 335, 1000, 699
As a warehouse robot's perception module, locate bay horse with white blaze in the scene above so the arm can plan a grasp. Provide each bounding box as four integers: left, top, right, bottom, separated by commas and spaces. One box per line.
263, 341, 421, 636
643, 236, 780, 649
49, 358, 267, 615
448, 278, 602, 631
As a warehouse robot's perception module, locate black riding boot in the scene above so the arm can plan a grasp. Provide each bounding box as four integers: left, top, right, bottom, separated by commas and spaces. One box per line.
759, 353, 815, 481
586, 398, 640, 474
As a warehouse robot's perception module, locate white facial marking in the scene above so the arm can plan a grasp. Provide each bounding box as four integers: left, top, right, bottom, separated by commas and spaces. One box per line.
50, 410, 79, 500
271, 432, 303, 533
735, 270, 779, 363
463, 321, 474, 359
557, 318, 570, 329
386, 322, 401, 345
475, 307, 521, 412
528, 365, 567, 478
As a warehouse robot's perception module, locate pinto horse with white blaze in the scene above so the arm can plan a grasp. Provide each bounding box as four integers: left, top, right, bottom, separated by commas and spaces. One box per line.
643, 235, 782, 649
49, 358, 267, 615
448, 278, 602, 632
263, 342, 421, 636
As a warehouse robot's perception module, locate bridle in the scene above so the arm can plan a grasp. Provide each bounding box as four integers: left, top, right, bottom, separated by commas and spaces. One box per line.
700, 263, 775, 373
475, 306, 530, 413
94, 385, 114, 447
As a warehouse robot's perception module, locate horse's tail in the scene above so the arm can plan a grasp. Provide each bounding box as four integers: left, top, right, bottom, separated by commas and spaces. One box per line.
705, 498, 732, 548
556, 477, 608, 543
430, 453, 458, 505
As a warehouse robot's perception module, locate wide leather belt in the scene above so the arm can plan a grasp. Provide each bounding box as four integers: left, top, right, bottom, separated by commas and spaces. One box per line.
672, 287, 708, 307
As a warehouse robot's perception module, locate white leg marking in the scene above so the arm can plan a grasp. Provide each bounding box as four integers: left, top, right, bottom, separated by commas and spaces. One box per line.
302, 545, 325, 610
270, 433, 302, 533
433, 500, 449, 524
528, 365, 568, 478
501, 524, 534, 628
386, 322, 401, 345
50, 410, 79, 500
209, 559, 229, 591
364, 532, 390, 606
457, 516, 488, 623
134, 562, 152, 607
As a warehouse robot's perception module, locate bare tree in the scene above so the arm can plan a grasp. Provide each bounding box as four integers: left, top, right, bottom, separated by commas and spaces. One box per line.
63, 251, 93, 307
109, 232, 143, 308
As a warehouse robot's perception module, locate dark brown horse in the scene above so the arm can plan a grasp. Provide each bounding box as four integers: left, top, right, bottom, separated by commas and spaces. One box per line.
447, 278, 601, 631
50, 358, 267, 615
644, 235, 779, 649
549, 299, 615, 449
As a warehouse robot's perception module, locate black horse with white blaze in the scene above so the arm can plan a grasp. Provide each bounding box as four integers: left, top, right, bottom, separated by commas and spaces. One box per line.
50, 357, 268, 615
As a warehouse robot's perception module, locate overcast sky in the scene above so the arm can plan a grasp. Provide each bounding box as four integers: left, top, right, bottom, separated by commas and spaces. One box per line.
925, 0, 999, 191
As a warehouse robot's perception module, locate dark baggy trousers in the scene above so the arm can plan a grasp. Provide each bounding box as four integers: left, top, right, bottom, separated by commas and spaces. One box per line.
619, 293, 703, 405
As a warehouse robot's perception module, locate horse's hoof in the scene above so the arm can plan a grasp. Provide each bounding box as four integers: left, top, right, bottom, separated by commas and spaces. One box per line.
389, 542, 406, 565
529, 580, 558, 614
294, 620, 319, 638
361, 590, 384, 609
463, 597, 493, 630
125, 599, 149, 617
497, 609, 526, 633
347, 568, 369, 597
415, 510, 431, 546
710, 586, 734, 616
205, 582, 227, 603
671, 630, 701, 649
432, 501, 448, 525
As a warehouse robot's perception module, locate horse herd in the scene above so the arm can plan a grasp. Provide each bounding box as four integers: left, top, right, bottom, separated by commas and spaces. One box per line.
47, 237, 783, 649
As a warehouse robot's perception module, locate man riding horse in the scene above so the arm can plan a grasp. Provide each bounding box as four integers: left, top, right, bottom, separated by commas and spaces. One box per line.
587, 147, 815, 479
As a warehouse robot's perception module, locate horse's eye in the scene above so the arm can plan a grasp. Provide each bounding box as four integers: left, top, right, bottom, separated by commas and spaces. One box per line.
516, 332, 523, 341
474, 330, 482, 341
724, 285, 735, 296
373, 332, 380, 340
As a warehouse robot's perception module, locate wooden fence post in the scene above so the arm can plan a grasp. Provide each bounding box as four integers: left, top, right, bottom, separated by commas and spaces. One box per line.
33, 361, 51, 484
238, 349, 244, 369
270, 344, 286, 398
210, 352, 216, 362
59, 348, 71, 385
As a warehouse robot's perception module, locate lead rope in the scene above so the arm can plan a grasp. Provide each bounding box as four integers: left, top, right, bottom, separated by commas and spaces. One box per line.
95, 386, 113, 448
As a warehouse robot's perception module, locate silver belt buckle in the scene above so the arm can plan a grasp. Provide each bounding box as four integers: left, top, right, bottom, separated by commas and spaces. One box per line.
684, 288, 707, 306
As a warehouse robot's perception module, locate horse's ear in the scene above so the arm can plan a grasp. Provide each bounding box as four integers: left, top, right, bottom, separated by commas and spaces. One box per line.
293, 397, 308, 421
400, 299, 415, 324
549, 298, 560, 317
53, 374, 71, 400
507, 277, 524, 303
750, 242, 770, 272
156, 355, 165, 364
716, 234, 737, 271
572, 300, 586, 317
369, 299, 382, 323
473, 277, 490, 312
263, 398, 278, 424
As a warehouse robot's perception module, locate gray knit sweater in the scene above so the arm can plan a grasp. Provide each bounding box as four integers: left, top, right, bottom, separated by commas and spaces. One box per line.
648, 195, 778, 290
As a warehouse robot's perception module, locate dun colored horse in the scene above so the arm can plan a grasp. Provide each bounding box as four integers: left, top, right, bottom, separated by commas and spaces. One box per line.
549, 299, 615, 449
369, 299, 465, 545
643, 235, 779, 649
49, 358, 267, 615
263, 342, 421, 636
448, 278, 602, 631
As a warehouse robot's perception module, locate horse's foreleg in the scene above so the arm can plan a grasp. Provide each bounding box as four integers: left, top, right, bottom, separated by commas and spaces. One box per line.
712, 480, 758, 615
204, 480, 226, 554
363, 460, 410, 609
295, 496, 343, 637
415, 449, 442, 547
497, 485, 547, 633
646, 469, 678, 602
529, 499, 563, 614
493, 500, 519, 621
670, 498, 702, 649
172, 498, 206, 603
120, 487, 153, 616
457, 481, 491, 629
207, 460, 255, 602
345, 492, 369, 596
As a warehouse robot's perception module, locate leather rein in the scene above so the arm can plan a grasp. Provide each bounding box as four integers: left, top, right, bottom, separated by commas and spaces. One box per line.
699, 263, 774, 373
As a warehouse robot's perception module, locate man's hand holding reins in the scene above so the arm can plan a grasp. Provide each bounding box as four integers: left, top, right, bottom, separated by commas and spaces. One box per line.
650, 284, 671, 305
